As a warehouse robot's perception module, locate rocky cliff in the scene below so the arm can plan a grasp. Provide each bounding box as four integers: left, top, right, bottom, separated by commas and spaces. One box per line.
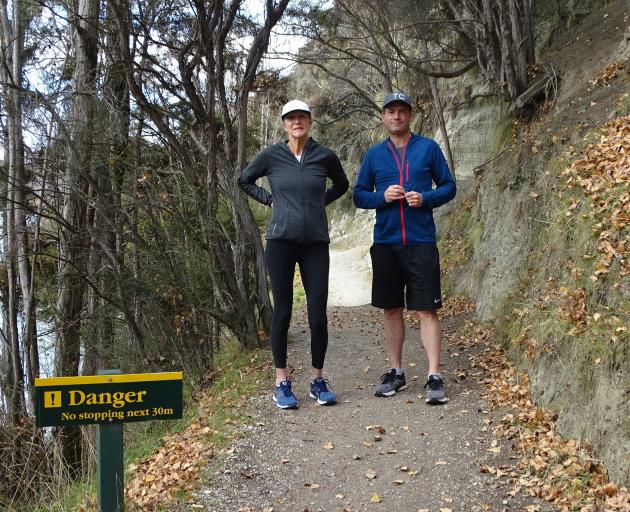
437, 0, 630, 484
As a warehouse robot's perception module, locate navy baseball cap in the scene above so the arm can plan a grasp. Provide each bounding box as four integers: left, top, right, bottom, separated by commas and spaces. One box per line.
382, 92, 413, 110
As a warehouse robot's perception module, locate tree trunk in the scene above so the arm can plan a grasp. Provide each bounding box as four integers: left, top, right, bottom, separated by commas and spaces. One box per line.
233, 0, 289, 339
509, 0, 530, 93
54, 0, 100, 477
1, 0, 27, 422
497, 1, 518, 100
84, 2, 132, 374
481, 0, 501, 91
521, 0, 535, 64
233, 91, 273, 340
55, 0, 100, 375
8, 0, 39, 404
423, 41, 456, 181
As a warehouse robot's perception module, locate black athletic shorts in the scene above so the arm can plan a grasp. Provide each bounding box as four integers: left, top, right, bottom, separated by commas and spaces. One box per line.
370, 243, 442, 311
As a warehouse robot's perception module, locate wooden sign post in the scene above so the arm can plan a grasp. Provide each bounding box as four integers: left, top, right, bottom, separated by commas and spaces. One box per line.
97, 370, 124, 512
35, 370, 183, 512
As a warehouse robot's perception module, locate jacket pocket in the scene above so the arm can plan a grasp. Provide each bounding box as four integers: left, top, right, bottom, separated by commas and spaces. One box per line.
267, 203, 289, 239
305, 202, 328, 242
315, 207, 329, 241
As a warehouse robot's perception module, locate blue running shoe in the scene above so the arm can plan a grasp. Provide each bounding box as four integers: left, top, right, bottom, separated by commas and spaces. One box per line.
309, 377, 337, 405
273, 380, 299, 409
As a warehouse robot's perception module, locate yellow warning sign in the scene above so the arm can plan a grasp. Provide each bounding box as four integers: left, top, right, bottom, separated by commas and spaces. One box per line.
35, 372, 182, 427
44, 391, 62, 408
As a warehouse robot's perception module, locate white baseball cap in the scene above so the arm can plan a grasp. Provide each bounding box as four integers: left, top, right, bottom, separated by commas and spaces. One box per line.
281, 100, 311, 118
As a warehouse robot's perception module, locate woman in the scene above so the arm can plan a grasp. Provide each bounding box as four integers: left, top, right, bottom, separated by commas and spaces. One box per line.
238, 100, 349, 409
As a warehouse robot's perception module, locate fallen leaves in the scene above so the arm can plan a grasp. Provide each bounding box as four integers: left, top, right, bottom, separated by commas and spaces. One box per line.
589, 60, 628, 87
125, 419, 214, 509
562, 116, 630, 280
468, 320, 630, 511
365, 424, 386, 433
487, 439, 501, 454
429, 295, 476, 319
505, 116, 630, 364
399, 466, 419, 476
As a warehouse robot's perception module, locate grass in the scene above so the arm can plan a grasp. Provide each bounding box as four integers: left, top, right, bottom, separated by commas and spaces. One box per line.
293, 268, 306, 307
26, 480, 96, 512
495, 132, 629, 368
197, 340, 270, 449
26, 340, 271, 512
192, 343, 273, 506
439, 191, 480, 293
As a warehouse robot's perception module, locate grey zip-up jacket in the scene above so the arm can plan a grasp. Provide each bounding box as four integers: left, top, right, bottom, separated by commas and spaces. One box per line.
238, 138, 349, 243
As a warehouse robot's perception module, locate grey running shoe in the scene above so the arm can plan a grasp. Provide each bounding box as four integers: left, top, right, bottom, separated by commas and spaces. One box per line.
424, 374, 447, 404
375, 369, 407, 397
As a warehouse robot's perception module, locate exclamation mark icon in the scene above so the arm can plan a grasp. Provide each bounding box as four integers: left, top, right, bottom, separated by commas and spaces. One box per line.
44, 391, 62, 408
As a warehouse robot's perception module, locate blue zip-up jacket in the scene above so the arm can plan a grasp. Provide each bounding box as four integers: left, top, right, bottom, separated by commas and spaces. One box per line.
353, 133, 456, 244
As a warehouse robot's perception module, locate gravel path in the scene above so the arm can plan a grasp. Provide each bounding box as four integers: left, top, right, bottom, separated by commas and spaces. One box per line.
327, 246, 372, 307
197, 306, 554, 512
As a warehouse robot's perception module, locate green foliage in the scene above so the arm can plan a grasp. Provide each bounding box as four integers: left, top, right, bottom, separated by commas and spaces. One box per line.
492, 118, 629, 372
27, 342, 270, 512
199, 341, 269, 448
291, 268, 306, 307
489, 116, 515, 152
438, 192, 480, 293
26, 480, 96, 512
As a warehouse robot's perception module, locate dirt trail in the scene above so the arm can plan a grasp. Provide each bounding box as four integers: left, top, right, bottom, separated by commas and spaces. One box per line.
197, 306, 553, 512
327, 246, 372, 307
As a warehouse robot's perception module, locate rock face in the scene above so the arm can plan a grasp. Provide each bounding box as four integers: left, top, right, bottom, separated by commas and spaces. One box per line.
439, 2, 630, 485
456, 172, 536, 322
433, 97, 502, 181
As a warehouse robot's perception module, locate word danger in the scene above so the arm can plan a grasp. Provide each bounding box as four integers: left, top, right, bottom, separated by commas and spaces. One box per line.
67, 390, 148, 408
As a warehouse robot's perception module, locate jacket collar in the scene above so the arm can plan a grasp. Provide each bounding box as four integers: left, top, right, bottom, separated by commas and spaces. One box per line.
381, 132, 419, 147
282, 136, 315, 149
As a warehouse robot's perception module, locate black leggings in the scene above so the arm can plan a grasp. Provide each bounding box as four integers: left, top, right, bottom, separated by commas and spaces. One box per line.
264, 240, 329, 370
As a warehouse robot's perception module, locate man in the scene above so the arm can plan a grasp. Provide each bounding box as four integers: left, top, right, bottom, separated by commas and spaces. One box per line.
353, 92, 456, 404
